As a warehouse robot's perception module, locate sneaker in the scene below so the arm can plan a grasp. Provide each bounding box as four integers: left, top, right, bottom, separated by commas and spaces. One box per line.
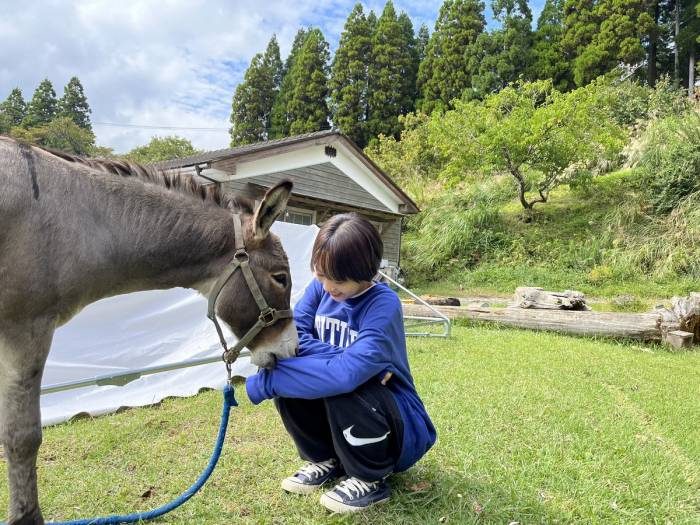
319, 476, 390, 513
281, 459, 343, 494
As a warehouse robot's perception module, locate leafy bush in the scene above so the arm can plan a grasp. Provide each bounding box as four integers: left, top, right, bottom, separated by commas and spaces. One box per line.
607, 76, 691, 129
637, 110, 700, 213
9, 117, 95, 155
603, 185, 700, 279
124, 136, 200, 164
365, 112, 446, 205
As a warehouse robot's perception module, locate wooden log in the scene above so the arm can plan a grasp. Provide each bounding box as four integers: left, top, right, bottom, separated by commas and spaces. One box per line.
663, 330, 695, 349
402, 303, 663, 341
414, 295, 461, 306
670, 293, 700, 341
512, 287, 590, 310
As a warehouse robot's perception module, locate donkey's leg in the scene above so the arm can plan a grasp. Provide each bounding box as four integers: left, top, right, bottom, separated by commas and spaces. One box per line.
0, 320, 53, 525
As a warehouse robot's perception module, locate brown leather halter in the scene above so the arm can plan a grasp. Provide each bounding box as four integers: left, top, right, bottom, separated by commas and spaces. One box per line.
207, 213, 293, 377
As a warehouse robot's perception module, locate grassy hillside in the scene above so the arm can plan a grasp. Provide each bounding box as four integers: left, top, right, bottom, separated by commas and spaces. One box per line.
403, 169, 699, 309
365, 81, 699, 310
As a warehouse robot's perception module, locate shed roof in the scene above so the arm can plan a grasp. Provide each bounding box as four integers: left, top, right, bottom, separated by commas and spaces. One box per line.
153, 130, 419, 215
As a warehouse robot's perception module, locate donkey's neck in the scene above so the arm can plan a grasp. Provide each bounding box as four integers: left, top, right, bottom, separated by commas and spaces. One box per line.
109, 183, 236, 291
51, 168, 240, 317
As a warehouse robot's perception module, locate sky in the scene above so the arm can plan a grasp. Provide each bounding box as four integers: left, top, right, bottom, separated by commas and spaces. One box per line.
0, 0, 544, 154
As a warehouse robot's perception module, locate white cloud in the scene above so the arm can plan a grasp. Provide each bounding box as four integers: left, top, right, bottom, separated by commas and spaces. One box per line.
0, 1, 452, 153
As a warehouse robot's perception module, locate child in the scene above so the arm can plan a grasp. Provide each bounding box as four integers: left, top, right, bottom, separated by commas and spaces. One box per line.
245, 213, 436, 513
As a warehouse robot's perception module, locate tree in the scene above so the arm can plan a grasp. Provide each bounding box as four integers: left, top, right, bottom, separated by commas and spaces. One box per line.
417, 0, 486, 113
270, 29, 308, 139
286, 28, 331, 135
472, 0, 534, 98
398, 12, 421, 114
10, 117, 95, 155
124, 136, 200, 163
230, 36, 283, 145
59, 77, 92, 131
416, 24, 430, 64
367, 1, 417, 140
365, 112, 445, 204
676, 0, 700, 95
329, 4, 373, 147
0, 88, 27, 131
429, 79, 627, 217
562, 0, 655, 87
528, 0, 573, 90
22, 79, 58, 128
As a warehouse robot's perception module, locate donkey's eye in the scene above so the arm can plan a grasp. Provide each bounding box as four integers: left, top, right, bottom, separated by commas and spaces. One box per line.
272, 272, 288, 288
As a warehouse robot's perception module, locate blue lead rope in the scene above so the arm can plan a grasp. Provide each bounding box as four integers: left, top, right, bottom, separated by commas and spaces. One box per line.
47, 383, 238, 525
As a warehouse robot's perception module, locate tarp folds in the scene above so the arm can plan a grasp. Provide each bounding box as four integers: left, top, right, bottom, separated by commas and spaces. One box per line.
41, 222, 318, 426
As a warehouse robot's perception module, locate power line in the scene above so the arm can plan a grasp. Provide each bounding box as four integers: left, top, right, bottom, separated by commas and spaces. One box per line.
93, 121, 229, 132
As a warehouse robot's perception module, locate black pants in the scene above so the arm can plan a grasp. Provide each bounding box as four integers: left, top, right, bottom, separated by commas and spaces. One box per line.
274, 379, 404, 482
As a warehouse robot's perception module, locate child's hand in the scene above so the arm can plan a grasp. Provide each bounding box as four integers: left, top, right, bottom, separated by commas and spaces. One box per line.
381, 371, 393, 385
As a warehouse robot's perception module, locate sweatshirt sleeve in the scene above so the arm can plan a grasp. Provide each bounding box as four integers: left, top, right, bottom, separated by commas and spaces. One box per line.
246, 292, 401, 403
293, 279, 343, 357
293, 279, 321, 340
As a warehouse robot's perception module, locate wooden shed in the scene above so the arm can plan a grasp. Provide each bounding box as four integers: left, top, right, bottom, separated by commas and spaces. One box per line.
155, 130, 419, 277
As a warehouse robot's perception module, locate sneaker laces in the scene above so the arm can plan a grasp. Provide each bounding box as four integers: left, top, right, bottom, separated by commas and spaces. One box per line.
335, 477, 378, 498
297, 459, 336, 479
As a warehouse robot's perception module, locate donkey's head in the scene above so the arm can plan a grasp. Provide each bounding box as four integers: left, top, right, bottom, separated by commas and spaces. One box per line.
213, 180, 298, 368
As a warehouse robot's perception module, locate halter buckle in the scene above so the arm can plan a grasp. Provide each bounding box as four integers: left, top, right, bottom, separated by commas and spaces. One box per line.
259, 307, 276, 326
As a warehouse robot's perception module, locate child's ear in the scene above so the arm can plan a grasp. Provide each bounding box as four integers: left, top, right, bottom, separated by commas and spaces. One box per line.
253, 180, 293, 240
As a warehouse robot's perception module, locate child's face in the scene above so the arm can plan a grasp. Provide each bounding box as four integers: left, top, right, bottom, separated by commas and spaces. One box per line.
314, 269, 372, 302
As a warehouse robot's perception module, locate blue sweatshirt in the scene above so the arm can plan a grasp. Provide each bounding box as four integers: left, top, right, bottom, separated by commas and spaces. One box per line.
246, 279, 436, 472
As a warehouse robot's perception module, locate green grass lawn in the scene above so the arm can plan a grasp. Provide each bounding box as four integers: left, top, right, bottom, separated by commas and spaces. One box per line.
2, 327, 699, 524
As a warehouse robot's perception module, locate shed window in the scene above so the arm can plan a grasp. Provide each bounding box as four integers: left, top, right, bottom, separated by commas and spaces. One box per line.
280, 206, 315, 226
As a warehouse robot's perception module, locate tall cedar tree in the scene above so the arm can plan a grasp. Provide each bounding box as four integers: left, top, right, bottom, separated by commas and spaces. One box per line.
230, 36, 283, 145
416, 24, 430, 64
270, 29, 308, 139
367, 1, 417, 140
562, 0, 654, 86
417, 0, 486, 113
329, 4, 373, 147
22, 78, 58, 128
648, 0, 686, 87
472, 0, 534, 98
676, 0, 700, 93
59, 77, 92, 132
0, 88, 27, 131
286, 28, 331, 135
398, 12, 421, 114
528, 0, 573, 90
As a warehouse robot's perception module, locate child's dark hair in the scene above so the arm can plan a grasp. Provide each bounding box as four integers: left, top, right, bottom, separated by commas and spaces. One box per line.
311, 213, 383, 282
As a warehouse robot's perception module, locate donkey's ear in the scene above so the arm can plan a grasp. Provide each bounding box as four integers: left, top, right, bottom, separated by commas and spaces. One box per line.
253, 180, 293, 239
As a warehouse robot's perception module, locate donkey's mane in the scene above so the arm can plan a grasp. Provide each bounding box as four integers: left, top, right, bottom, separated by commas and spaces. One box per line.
42, 145, 253, 214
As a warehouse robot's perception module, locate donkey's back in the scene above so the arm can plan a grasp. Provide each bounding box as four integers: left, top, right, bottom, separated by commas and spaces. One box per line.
0, 136, 34, 218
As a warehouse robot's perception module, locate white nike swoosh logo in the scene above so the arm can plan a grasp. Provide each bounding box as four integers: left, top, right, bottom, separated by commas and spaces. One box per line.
342, 425, 390, 447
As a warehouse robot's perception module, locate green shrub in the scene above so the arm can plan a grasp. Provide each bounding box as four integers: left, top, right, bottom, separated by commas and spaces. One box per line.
604, 190, 700, 279
637, 110, 700, 213
401, 179, 511, 281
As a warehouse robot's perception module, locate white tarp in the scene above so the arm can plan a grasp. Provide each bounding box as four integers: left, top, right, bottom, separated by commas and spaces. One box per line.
41, 222, 318, 426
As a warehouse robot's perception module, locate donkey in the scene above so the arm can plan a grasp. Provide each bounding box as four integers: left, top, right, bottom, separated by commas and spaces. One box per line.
0, 135, 298, 525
